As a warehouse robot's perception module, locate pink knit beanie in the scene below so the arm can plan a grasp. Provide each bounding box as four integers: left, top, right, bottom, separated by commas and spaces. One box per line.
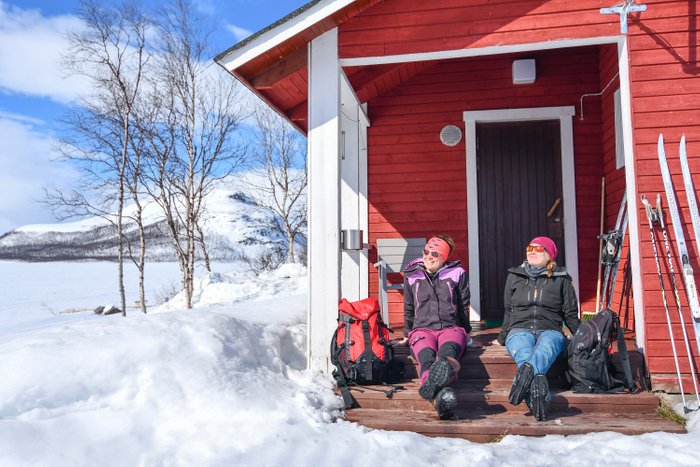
530, 236, 558, 260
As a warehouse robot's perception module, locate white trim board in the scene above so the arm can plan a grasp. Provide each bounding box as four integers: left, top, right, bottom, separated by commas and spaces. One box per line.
463, 106, 579, 323
617, 37, 645, 350
340, 36, 620, 67
219, 0, 355, 71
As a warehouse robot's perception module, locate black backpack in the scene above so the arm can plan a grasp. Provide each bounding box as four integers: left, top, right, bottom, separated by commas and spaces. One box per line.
567, 308, 636, 393
330, 297, 403, 408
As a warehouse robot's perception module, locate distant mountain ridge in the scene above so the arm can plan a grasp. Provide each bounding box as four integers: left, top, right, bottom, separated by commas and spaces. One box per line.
0, 178, 289, 262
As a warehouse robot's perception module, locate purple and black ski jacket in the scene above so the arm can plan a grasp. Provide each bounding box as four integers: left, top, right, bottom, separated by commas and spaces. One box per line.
403, 258, 471, 337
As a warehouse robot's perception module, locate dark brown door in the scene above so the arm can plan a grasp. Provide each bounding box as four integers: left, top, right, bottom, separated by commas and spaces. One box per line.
476, 120, 564, 323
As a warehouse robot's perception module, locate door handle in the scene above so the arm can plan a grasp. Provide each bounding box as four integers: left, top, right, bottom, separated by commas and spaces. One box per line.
547, 198, 561, 218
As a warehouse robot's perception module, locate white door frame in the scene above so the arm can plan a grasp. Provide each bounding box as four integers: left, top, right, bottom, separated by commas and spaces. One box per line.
463, 106, 579, 323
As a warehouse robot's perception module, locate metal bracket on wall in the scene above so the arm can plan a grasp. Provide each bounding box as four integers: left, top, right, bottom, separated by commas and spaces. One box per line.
600, 1, 647, 35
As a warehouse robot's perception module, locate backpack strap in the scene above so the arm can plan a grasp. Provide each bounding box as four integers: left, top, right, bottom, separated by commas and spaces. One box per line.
614, 313, 637, 392
359, 319, 374, 381
335, 364, 355, 409
330, 321, 355, 409
331, 341, 355, 409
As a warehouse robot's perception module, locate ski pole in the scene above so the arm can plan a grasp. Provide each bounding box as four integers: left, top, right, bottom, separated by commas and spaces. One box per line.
606, 213, 628, 310
641, 194, 689, 411
656, 194, 700, 406
599, 192, 627, 311
595, 177, 605, 314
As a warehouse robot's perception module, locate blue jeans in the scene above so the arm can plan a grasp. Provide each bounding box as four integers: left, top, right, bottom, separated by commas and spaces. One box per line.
505, 329, 567, 402
505, 329, 567, 374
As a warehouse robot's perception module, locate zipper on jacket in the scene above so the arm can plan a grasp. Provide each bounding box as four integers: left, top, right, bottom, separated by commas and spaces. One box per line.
425, 270, 443, 329
533, 277, 539, 331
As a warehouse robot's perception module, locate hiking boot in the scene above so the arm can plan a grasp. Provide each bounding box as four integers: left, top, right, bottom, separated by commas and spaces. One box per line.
434, 387, 457, 420
530, 374, 549, 422
418, 357, 453, 401
446, 356, 461, 381
508, 362, 534, 406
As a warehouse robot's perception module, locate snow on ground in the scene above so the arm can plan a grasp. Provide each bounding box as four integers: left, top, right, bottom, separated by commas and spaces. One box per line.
1, 261, 700, 466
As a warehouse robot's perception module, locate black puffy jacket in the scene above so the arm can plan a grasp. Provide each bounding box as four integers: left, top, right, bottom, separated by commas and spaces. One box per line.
496, 265, 580, 345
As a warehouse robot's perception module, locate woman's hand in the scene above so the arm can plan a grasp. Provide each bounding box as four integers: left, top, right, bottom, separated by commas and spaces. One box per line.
391, 337, 409, 346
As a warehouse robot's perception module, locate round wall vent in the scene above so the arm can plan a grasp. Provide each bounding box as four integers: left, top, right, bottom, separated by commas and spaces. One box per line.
440, 124, 463, 146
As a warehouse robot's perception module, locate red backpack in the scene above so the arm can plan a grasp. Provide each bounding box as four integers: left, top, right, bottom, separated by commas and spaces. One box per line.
330, 298, 398, 406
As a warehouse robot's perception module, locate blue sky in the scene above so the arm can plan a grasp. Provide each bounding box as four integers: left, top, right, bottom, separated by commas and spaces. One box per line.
0, 0, 308, 234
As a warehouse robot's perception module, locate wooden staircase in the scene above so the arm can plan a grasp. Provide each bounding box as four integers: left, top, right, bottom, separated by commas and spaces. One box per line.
341, 329, 685, 442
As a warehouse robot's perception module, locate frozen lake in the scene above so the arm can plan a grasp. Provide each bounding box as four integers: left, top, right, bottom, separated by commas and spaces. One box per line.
0, 261, 220, 338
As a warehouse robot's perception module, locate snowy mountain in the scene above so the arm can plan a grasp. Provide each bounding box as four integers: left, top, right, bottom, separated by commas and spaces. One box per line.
0, 175, 299, 262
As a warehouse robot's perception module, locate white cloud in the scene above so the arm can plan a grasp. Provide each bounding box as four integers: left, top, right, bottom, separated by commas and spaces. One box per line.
225, 23, 252, 41
0, 109, 44, 125
0, 2, 87, 104
0, 117, 79, 234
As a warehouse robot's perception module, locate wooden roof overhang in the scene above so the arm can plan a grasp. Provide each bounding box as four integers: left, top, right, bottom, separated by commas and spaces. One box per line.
215, 0, 382, 134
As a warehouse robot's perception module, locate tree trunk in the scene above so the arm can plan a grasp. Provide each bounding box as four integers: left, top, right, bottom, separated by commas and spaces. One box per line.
137, 202, 147, 314
197, 222, 212, 272
118, 119, 129, 317
287, 224, 295, 263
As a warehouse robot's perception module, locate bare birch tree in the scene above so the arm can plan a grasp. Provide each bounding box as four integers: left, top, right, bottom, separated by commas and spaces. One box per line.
139, 0, 246, 308
49, 0, 150, 315
245, 105, 307, 263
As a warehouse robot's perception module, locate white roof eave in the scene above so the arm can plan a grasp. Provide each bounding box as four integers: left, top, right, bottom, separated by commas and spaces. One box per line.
216, 0, 357, 72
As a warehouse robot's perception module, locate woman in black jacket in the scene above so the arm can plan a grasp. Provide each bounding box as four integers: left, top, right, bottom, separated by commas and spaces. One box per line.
496, 236, 580, 421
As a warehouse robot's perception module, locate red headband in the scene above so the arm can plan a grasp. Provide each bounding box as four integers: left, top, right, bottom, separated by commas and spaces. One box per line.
425, 237, 450, 261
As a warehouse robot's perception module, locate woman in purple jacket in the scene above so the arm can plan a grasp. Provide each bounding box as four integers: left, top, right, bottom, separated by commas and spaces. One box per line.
398, 235, 471, 419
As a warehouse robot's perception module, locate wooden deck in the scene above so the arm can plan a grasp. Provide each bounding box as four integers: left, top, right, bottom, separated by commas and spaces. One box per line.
339, 328, 685, 441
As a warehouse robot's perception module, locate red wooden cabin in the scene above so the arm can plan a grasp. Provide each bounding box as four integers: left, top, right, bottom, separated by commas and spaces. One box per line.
216, 0, 700, 393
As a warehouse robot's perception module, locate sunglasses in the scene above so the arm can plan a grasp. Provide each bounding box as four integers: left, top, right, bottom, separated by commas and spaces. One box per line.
423, 249, 440, 258
526, 245, 546, 253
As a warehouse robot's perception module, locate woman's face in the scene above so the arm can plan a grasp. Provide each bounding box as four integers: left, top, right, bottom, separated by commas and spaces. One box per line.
423, 247, 445, 273
526, 243, 550, 268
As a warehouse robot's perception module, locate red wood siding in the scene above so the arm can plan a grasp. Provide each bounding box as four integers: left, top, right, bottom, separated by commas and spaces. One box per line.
363, 47, 605, 326
339, 0, 615, 59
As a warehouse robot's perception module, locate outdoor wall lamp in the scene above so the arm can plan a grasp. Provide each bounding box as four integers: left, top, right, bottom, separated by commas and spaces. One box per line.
512, 59, 536, 85
341, 229, 364, 250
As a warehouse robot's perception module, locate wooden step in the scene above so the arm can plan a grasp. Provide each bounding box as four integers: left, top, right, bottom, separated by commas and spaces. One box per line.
344, 381, 661, 414
343, 408, 686, 442
341, 326, 677, 441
